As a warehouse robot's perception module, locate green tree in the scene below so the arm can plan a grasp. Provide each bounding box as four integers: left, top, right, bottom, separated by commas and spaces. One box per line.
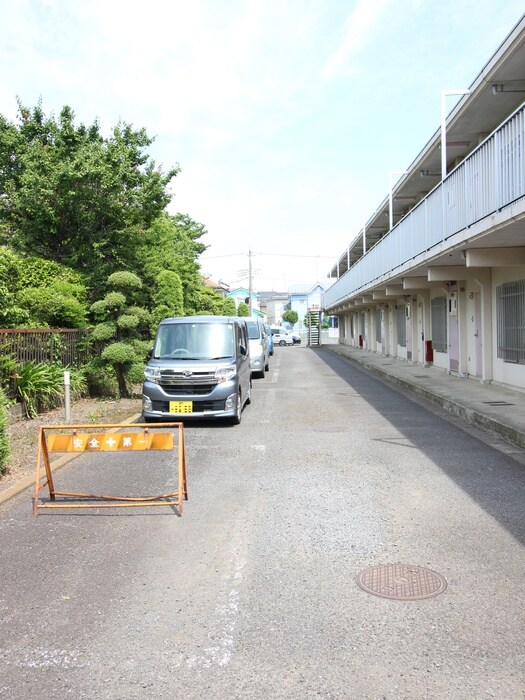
0, 102, 179, 292
222, 297, 236, 316
237, 302, 249, 317
90, 272, 150, 397
139, 213, 208, 314
150, 269, 184, 330
282, 309, 298, 327
192, 287, 223, 315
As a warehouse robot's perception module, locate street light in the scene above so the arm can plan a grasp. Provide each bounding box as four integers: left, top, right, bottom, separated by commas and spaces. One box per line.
441, 89, 470, 179
389, 170, 408, 230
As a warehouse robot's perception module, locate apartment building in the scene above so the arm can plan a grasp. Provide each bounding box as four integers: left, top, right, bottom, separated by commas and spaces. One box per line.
324, 15, 525, 391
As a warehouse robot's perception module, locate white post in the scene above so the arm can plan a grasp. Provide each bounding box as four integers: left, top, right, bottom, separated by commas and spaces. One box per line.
64, 370, 71, 422
389, 171, 407, 230
441, 89, 470, 179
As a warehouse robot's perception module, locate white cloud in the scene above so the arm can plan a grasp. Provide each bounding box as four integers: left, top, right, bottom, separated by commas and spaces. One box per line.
1, 0, 524, 291
321, 0, 394, 79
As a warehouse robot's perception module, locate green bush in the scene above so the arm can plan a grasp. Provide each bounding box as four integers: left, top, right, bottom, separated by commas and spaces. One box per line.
0, 386, 10, 476
15, 287, 88, 328
90, 322, 117, 342
101, 342, 135, 365
117, 313, 140, 330
83, 358, 119, 398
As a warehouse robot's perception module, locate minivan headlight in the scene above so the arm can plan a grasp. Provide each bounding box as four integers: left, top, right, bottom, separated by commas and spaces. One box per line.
215, 366, 237, 383
144, 366, 161, 383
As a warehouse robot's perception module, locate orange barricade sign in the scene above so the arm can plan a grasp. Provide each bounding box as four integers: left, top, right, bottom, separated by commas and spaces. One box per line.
33, 423, 187, 516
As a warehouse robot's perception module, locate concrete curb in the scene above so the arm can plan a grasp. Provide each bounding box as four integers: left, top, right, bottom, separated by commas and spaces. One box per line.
0, 413, 143, 507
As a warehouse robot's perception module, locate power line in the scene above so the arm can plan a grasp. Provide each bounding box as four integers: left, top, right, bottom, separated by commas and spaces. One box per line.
202, 251, 336, 260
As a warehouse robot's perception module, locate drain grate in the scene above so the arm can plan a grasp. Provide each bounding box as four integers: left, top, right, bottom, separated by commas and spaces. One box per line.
483, 401, 515, 406
356, 563, 447, 600
414, 375, 431, 378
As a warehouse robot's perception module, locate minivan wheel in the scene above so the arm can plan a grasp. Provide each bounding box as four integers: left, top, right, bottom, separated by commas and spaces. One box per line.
231, 392, 242, 425
279, 340, 286, 346
143, 415, 158, 423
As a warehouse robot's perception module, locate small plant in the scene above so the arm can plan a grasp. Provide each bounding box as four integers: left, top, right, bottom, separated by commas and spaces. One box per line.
0, 386, 10, 476
13, 361, 84, 419
14, 361, 63, 418
89, 408, 104, 423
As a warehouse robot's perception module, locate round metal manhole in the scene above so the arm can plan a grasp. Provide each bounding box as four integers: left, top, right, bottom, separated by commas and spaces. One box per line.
356, 564, 447, 600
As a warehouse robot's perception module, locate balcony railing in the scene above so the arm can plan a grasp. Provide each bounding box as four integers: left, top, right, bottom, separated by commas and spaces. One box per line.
324, 100, 525, 310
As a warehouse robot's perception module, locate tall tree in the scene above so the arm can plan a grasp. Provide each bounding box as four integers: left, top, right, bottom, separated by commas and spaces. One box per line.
0, 102, 179, 293
90, 271, 151, 397
139, 212, 208, 314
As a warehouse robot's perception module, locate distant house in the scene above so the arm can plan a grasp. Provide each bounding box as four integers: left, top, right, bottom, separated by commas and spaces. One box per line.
257, 291, 289, 326
202, 276, 230, 297
288, 283, 326, 329
226, 287, 259, 313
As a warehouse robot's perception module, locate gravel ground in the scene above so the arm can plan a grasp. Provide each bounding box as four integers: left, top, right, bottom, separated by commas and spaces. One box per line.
1, 396, 141, 492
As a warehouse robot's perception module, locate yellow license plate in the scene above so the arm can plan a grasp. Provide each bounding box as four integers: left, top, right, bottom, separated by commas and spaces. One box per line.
169, 401, 193, 414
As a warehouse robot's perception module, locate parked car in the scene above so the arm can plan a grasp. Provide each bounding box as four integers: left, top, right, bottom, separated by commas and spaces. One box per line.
142, 315, 251, 425
271, 327, 294, 346
246, 316, 270, 378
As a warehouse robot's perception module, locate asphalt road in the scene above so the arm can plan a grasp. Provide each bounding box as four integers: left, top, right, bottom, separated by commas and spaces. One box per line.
1, 345, 525, 700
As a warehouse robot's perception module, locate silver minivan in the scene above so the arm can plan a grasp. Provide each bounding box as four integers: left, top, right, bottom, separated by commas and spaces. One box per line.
246, 316, 270, 378
142, 315, 251, 424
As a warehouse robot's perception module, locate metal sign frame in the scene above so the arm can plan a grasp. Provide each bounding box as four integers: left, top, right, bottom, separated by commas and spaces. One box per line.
33, 422, 188, 516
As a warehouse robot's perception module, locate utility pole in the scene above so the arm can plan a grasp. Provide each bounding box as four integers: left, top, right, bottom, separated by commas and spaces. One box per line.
248, 249, 253, 315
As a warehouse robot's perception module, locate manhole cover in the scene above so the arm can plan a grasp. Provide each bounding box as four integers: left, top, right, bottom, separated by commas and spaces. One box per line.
356, 564, 447, 600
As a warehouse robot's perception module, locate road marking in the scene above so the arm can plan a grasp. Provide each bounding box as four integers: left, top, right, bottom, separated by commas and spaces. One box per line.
186, 559, 246, 669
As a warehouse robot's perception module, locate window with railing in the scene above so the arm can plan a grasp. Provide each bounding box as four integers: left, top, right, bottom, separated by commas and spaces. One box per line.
431, 297, 447, 352
497, 280, 525, 364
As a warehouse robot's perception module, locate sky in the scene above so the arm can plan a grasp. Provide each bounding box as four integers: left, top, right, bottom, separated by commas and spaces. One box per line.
1, 1, 524, 292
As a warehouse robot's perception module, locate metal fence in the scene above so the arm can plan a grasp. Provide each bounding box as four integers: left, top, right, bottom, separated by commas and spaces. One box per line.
0, 328, 92, 393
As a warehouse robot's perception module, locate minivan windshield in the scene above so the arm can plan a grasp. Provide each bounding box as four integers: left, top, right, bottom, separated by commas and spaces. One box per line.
153, 323, 235, 360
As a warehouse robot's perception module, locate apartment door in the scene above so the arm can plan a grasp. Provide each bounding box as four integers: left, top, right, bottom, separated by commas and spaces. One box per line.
448, 292, 459, 372
467, 292, 482, 378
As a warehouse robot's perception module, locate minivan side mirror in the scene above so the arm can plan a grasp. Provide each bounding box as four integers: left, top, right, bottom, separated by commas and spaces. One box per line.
240, 344, 247, 356
147, 347, 154, 359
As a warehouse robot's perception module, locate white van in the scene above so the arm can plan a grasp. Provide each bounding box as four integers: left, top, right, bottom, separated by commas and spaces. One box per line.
270, 327, 294, 346
246, 317, 270, 378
